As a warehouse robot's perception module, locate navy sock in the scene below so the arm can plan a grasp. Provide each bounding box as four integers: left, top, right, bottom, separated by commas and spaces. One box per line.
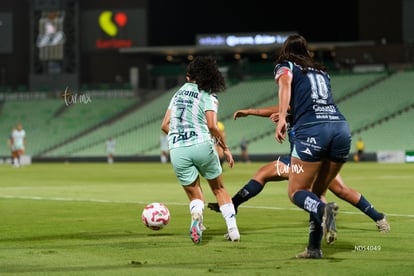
292, 190, 325, 225
308, 213, 323, 250
355, 195, 384, 221
232, 179, 263, 211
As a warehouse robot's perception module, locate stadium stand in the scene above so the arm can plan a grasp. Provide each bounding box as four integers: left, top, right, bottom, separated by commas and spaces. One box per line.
338, 70, 414, 132
0, 99, 62, 156
42, 88, 177, 157
1, 69, 413, 160
357, 108, 414, 151
0, 96, 139, 157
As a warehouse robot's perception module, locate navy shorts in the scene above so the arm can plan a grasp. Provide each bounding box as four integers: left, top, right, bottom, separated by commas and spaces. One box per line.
290, 121, 351, 163
277, 155, 291, 166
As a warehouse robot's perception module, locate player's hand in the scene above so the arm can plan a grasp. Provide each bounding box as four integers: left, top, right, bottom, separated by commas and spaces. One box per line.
269, 112, 279, 124
275, 118, 287, 144
233, 109, 249, 120
223, 148, 234, 168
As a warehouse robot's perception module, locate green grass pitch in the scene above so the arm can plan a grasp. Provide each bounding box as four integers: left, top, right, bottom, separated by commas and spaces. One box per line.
1, 162, 413, 275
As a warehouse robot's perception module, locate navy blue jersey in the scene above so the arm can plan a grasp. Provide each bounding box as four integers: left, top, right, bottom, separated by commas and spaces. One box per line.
274, 61, 346, 129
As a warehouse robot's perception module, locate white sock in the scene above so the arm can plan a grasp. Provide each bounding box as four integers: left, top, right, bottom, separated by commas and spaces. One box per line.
220, 203, 238, 230
189, 199, 204, 215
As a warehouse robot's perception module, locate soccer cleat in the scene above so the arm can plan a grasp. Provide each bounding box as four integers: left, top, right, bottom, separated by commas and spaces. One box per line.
224, 227, 240, 242
323, 202, 339, 245
296, 248, 323, 259
190, 212, 203, 244
376, 216, 391, 233
207, 202, 220, 213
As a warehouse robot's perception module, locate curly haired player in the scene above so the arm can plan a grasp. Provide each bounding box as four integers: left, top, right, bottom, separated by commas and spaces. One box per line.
161, 56, 240, 244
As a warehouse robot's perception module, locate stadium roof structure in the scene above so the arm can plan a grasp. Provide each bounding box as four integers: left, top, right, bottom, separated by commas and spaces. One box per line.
119, 41, 376, 57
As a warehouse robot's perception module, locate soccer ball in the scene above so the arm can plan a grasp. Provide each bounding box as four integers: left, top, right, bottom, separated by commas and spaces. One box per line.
141, 202, 170, 230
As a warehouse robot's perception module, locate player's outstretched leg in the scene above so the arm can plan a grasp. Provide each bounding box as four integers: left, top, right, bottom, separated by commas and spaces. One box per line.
329, 175, 391, 232
208, 179, 264, 213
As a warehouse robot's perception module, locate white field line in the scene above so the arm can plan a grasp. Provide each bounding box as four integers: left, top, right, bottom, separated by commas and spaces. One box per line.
1, 195, 414, 218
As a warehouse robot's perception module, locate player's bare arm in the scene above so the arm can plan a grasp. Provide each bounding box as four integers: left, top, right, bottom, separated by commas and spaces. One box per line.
233, 105, 279, 120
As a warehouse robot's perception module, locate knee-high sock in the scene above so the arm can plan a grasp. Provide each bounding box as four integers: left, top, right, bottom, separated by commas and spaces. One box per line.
308, 213, 323, 250
292, 190, 325, 225
232, 179, 263, 211
220, 203, 238, 230
355, 195, 384, 221
190, 199, 204, 215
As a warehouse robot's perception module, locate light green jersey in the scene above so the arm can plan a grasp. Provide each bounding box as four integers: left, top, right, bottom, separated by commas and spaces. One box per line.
167, 82, 218, 149
12, 129, 26, 150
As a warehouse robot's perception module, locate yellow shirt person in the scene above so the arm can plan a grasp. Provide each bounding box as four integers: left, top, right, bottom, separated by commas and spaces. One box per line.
354, 138, 365, 162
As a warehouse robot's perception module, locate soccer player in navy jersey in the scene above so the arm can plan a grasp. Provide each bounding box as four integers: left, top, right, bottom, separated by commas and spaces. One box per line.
208, 106, 390, 239
273, 34, 352, 259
